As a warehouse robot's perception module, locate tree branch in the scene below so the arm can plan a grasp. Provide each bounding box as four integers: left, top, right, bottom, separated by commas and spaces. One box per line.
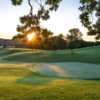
28, 0, 33, 16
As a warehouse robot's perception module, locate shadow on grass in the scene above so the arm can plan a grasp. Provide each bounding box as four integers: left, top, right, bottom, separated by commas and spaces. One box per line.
16, 71, 100, 86
16, 72, 56, 85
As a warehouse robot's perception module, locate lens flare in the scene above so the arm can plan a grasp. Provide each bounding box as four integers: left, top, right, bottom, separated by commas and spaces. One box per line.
27, 33, 35, 41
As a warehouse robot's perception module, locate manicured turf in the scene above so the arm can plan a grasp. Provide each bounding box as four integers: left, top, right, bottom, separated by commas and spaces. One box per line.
34, 62, 100, 79
1, 46, 100, 64
0, 46, 100, 100
1, 66, 100, 100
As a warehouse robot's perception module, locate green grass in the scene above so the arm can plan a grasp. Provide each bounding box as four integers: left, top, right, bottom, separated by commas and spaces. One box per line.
17, 72, 56, 85
1, 46, 100, 64
0, 46, 100, 100
35, 62, 100, 79
0, 66, 100, 100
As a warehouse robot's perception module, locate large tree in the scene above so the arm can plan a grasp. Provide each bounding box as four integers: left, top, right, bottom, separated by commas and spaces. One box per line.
79, 0, 100, 40
10, 0, 62, 35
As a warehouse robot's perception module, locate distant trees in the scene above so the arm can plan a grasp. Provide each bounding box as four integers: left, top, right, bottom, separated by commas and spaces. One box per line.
50, 35, 67, 50
13, 27, 100, 50
67, 28, 83, 41
66, 28, 83, 54
39, 28, 53, 50
31, 30, 66, 50
12, 33, 25, 41
12, 28, 67, 50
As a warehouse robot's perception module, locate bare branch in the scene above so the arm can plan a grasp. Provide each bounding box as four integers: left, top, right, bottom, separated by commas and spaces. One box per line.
28, 0, 33, 15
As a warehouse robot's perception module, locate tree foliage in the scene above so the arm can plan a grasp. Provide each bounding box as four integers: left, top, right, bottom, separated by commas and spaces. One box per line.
12, 28, 67, 50
11, 0, 62, 35
79, 0, 100, 40
12, 33, 25, 41
67, 28, 83, 41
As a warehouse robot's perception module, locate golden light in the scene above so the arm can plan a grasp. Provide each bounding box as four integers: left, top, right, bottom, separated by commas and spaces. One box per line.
27, 33, 35, 41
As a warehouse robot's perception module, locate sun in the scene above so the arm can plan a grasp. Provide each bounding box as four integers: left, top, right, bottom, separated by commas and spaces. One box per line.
27, 33, 35, 41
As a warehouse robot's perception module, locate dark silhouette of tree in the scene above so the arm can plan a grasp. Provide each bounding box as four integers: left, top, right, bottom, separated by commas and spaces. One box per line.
51, 35, 66, 50
39, 28, 53, 49
12, 28, 68, 50
12, 33, 25, 41
58, 33, 64, 38
66, 28, 83, 54
79, 0, 100, 40
67, 28, 83, 41
10, 0, 62, 35
11, 0, 63, 50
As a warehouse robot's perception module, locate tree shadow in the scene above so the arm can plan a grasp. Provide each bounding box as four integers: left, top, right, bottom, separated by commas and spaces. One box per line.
16, 72, 56, 85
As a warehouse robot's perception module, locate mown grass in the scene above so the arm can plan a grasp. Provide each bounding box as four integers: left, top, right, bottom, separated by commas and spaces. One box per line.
0, 66, 100, 100
17, 72, 56, 85
34, 62, 100, 79
0, 46, 100, 100
2, 46, 100, 64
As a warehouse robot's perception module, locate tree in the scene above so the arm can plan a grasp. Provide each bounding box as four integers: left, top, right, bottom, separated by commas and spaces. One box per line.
39, 28, 53, 49
12, 33, 25, 41
10, 0, 62, 35
67, 28, 83, 41
50, 35, 67, 50
79, 0, 100, 40
66, 28, 83, 54
12, 27, 54, 49
11, 0, 62, 50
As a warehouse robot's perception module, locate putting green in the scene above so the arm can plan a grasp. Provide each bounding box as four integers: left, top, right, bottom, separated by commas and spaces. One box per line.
0, 62, 100, 80
31, 62, 100, 80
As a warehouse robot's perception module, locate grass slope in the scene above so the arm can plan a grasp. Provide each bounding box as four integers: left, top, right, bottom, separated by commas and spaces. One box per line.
1, 46, 100, 64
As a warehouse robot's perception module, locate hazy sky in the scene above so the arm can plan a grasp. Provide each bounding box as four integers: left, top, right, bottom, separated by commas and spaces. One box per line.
0, 0, 95, 41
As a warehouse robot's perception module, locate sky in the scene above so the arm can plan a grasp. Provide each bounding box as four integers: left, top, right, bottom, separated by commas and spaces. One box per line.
0, 0, 95, 41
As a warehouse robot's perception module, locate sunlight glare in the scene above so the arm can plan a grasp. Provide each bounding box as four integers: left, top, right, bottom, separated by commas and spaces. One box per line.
27, 33, 35, 41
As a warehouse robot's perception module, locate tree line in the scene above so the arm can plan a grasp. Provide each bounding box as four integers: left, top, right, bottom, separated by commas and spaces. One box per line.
12, 28, 100, 50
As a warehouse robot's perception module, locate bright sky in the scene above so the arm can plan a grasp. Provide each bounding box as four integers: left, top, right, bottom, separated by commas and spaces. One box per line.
0, 0, 95, 41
